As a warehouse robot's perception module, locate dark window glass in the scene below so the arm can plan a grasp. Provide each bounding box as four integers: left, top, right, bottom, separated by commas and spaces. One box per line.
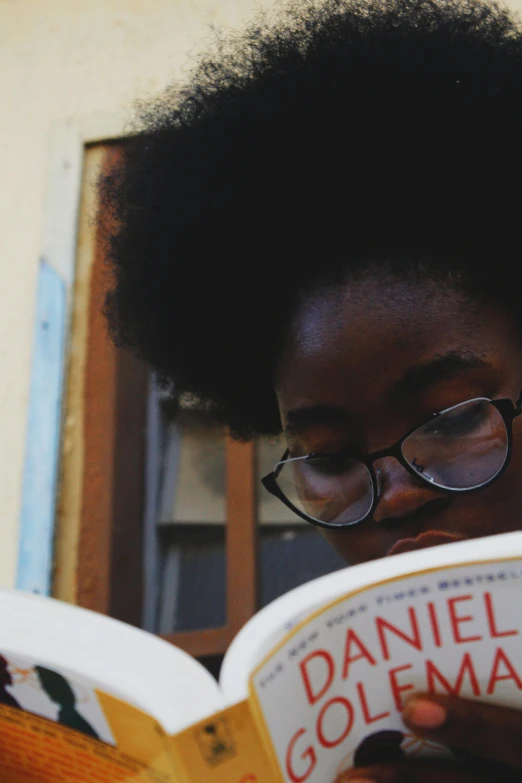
157, 526, 226, 634
259, 525, 345, 607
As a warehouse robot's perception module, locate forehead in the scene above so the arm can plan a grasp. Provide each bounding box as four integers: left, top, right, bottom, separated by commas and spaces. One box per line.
282, 276, 461, 357
275, 275, 517, 416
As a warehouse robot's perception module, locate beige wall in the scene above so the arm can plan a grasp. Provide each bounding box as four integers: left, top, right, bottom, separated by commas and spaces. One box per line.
0, 0, 276, 587
1, 0, 522, 587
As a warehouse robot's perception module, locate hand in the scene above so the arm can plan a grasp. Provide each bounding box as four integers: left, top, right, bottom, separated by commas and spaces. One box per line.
337, 693, 522, 782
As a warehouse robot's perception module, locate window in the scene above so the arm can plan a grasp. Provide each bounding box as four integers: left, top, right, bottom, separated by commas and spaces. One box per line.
57, 140, 345, 672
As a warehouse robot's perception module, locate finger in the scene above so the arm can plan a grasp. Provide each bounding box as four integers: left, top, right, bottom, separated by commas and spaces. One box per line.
336, 758, 515, 783
402, 693, 522, 770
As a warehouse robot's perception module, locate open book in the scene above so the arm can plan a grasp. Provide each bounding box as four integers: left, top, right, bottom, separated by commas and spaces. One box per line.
2, 531, 522, 783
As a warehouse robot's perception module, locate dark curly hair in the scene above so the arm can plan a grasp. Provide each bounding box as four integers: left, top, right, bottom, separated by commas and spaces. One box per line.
100, 0, 522, 439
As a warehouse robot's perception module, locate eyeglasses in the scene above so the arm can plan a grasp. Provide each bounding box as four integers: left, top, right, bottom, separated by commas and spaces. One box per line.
261, 393, 522, 529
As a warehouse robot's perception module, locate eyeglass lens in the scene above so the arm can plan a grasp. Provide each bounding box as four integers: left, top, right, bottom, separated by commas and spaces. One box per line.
401, 398, 508, 490
273, 398, 509, 526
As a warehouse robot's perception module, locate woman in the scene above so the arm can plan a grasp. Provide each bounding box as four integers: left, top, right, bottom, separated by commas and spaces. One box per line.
100, 0, 522, 778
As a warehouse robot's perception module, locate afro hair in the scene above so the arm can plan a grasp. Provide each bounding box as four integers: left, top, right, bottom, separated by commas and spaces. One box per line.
100, 0, 522, 438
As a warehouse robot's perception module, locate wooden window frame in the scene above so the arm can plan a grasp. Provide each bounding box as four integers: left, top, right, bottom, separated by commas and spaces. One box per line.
57, 138, 259, 658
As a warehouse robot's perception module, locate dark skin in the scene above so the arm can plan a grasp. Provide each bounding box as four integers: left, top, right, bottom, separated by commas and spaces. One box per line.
274, 273, 522, 783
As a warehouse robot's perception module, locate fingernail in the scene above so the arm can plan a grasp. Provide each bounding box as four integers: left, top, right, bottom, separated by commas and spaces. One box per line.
403, 697, 447, 729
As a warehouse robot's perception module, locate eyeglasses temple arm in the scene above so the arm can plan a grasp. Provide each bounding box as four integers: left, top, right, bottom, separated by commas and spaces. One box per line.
273, 448, 290, 478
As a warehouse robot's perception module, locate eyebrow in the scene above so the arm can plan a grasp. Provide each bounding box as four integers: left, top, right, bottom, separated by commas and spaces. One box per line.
283, 351, 490, 435
284, 404, 352, 435
388, 350, 490, 403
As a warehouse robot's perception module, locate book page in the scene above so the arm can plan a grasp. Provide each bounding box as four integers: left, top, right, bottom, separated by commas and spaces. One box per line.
249, 556, 522, 783
0, 651, 178, 782
220, 532, 522, 706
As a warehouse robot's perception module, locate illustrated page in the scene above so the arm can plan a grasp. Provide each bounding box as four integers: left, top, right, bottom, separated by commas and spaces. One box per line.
0, 651, 177, 782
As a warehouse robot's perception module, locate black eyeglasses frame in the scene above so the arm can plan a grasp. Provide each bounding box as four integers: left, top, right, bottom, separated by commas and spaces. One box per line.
261, 393, 522, 530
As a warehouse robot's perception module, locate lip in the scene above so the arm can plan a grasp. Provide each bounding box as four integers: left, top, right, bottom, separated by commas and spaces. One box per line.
387, 529, 466, 556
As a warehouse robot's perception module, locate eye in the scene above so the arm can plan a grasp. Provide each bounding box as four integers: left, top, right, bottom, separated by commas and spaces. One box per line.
306, 454, 360, 476
423, 402, 485, 437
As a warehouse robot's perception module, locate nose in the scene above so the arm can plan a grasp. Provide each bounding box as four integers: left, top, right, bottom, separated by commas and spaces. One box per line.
372, 456, 443, 523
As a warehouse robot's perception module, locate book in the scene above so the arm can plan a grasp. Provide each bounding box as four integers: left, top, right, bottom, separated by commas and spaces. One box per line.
1, 531, 522, 783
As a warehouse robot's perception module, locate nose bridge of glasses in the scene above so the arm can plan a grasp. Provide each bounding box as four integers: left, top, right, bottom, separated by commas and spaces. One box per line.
366, 437, 408, 481
371, 452, 420, 494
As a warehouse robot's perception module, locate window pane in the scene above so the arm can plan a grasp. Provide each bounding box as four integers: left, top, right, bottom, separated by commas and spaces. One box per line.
157, 527, 226, 633
257, 437, 300, 524
259, 525, 346, 607
155, 408, 228, 634
152, 421, 345, 638
159, 410, 226, 524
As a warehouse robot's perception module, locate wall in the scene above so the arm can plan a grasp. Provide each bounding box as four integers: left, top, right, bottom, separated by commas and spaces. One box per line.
0, 0, 276, 587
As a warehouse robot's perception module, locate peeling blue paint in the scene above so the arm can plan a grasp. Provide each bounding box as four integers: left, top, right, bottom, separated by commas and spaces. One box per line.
17, 260, 66, 594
